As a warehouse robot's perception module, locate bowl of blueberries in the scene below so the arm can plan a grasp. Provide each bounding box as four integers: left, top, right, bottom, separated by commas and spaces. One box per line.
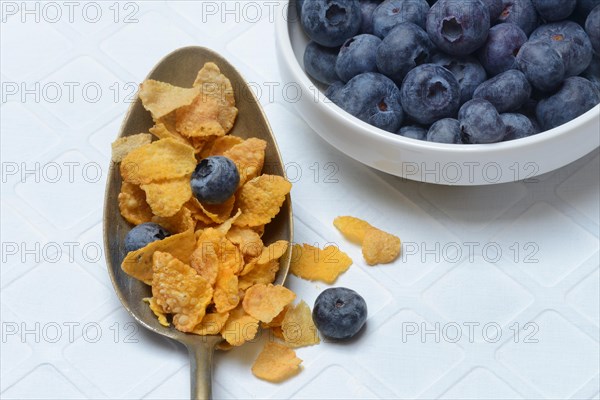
275, 0, 600, 185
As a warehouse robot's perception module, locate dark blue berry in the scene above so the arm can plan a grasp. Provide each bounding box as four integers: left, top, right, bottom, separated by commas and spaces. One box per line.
577, 0, 600, 17
501, 113, 537, 140
473, 69, 531, 112
400, 64, 461, 124
398, 125, 428, 140
372, 0, 430, 37
190, 156, 239, 205
478, 23, 527, 76
336, 34, 381, 82
582, 55, 600, 93
497, 0, 538, 36
459, 99, 507, 143
516, 40, 565, 92
376, 22, 434, 85
325, 81, 345, 103
427, 118, 462, 143
426, 0, 490, 56
585, 5, 600, 55
536, 76, 600, 130
431, 53, 487, 104
304, 41, 341, 85
335, 72, 405, 132
301, 0, 362, 47
359, 0, 381, 34
313, 287, 368, 340
124, 223, 170, 253
532, 0, 576, 22
530, 21, 593, 76
481, 0, 504, 22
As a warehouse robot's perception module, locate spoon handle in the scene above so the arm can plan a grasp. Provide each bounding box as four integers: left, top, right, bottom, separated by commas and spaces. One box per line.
186, 342, 215, 400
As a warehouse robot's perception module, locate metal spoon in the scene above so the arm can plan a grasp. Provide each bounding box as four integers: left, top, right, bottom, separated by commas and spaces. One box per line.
103, 46, 293, 400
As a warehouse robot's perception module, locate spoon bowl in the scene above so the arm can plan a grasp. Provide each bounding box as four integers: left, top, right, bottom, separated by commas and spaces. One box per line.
103, 46, 293, 400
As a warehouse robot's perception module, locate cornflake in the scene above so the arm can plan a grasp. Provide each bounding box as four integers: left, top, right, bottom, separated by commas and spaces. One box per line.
251, 342, 302, 382
290, 243, 352, 284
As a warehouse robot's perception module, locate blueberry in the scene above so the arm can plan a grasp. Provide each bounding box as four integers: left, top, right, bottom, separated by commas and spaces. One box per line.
459, 99, 507, 143
426, 0, 490, 56
325, 80, 345, 103
478, 23, 527, 76
336, 34, 381, 82
516, 40, 565, 92
481, 0, 504, 22
586, 5, 600, 55
398, 125, 428, 140
473, 69, 531, 112
301, 0, 362, 47
376, 22, 434, 84
427, 118, 462, 143
536, 76, 600, 130
335, 72, 404, 132
577, 0, 600, 17
530, 21, 593, 76
124, 223, 170, 253
304, 41, 341, 85
497, 0, 538, 36
431, 53, 487, 104
582, 55, 600, 93
400, 64, 461, 124
190, 156, 239, 205
533, 0, 576, 21
313, 287, 367, 340
501, 113, 537, 140
359, 0, 381, 34
372, 0, 430, 37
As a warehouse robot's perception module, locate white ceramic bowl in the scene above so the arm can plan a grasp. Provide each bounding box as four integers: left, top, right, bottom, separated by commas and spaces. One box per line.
274, 6, 600, 185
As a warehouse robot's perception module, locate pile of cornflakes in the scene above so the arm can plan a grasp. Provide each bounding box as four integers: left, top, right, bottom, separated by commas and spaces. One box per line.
112, 62, 316, 383
113, 62, 402, 385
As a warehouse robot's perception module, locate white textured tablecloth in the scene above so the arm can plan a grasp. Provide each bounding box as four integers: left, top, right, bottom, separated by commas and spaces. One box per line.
1, 2, 599, 399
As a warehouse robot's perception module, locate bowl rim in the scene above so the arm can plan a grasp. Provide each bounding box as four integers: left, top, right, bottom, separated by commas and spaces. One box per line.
275, 9, 600, 156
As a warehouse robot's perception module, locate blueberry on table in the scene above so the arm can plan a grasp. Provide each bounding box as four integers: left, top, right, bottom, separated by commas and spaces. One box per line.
478, 23, 527, 77
459, 99, 507, 143
431, 53, 487, 104
427, 118, 462, 143
336, 34, 381, 82
473, 69, 531, 113
536, 77, 600, 131
190, 156, 239, 205
585, 5, 600, 55
400, 64, 461, 125
301, 0, 362, 47
376, 22, 434, 85
516, 40, 565, 93
501, 113, 537, 141
530, 21, 593, 77
304, 41, 341, 85
497, 0, 538, 36
372, 0, 430, 37
313, 287, 368, 340
398, 125, 428, 141
426, 0, 490, 56
124, 223, 170, 253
